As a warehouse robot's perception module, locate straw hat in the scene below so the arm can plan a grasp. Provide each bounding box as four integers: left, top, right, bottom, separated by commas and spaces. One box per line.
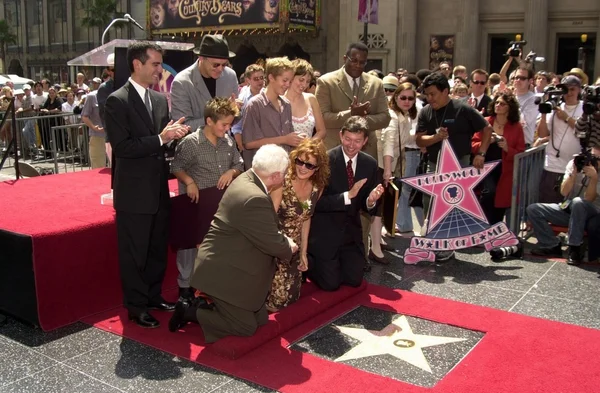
563, 68, 589, 85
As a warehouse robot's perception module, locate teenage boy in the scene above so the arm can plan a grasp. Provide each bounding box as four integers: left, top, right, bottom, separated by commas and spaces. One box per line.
170, 97, 245, 300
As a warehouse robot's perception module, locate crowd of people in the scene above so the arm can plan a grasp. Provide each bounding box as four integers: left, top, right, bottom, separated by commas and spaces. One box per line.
3, 35, 600, 343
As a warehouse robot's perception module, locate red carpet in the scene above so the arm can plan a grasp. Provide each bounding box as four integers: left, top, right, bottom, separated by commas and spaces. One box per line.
0, 170, 179, 330
82, 283, 600, 393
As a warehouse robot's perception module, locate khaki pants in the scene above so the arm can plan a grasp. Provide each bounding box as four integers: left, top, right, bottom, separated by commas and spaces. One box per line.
89, 136, 106, 169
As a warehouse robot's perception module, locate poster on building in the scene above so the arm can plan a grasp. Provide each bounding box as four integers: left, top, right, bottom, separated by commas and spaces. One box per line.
429, 35, 454, 69
357, 0, 378, 24
287, 0, 318, 27
149, 0, 281, 33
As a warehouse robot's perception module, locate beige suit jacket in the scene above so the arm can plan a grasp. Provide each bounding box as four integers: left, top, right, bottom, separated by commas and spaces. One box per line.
315, 67, 391, 157
191, 170, 292, 312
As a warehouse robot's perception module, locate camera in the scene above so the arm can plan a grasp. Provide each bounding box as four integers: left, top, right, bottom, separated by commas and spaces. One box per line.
506, 40, 527, 57
582, 85, 600, 116
536, 85, 568, 114
573, 150, 598, 172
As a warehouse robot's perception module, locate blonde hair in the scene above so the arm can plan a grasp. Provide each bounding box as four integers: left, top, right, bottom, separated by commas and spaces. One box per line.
265, 57, 293, 85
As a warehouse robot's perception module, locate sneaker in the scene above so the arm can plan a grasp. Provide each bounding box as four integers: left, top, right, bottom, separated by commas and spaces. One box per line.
531, 244, 563, 258
567, 245, 583, 266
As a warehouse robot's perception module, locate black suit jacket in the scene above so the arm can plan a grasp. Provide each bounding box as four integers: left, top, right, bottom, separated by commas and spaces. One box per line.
308, 146, 380, 260
104, 81, 171, 214
477, 94, 492, 117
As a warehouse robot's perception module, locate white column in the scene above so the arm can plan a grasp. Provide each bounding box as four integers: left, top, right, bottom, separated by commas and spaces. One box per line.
458, 0, 479, 72
397, 0, 417, 72
523, 0, 548, 69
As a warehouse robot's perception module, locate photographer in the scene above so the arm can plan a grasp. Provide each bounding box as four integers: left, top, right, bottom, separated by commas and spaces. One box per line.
526, 146, 600, 265
536, 76, 584, 203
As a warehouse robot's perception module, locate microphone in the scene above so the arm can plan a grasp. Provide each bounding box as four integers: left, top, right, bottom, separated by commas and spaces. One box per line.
124, 14, 144, 31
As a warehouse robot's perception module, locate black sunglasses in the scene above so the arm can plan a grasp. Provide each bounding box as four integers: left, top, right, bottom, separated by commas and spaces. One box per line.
397, 96, 415, 101
471, 81, 486, 85
295, 157, 318, 170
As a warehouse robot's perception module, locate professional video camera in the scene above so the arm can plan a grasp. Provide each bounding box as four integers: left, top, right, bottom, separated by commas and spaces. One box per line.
582, 84, 600, 115
506, 40, 527, 57
536, 84, 568, 114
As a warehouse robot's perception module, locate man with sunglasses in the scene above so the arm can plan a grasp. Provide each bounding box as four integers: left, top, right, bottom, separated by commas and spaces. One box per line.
170, 34, 239, 132
468, 69, 491, 117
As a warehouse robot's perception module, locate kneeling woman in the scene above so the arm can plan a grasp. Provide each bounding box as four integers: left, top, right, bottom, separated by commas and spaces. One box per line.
266, 139, 329, 312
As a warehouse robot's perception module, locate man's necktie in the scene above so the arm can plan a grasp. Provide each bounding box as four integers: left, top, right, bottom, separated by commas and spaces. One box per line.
144, 89, 153, 122
352, 78, 359, 98
346, 159, 355, 189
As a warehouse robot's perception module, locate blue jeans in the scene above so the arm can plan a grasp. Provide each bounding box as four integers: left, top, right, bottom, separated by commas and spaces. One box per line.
22, 120, 36, 147
397, 149, 424, 231
526, 197, 600, 247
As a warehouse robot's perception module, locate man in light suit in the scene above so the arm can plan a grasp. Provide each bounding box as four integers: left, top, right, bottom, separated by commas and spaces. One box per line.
170, 34, 240, 301
170, 34, 239, 132
315, 42, 390, 157
104, 42, 190, 328
307, 117, 384, 291
168, 145, 297, 343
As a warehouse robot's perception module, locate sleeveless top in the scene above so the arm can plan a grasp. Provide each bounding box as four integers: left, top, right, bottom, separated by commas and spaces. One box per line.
292, 105, 315, 137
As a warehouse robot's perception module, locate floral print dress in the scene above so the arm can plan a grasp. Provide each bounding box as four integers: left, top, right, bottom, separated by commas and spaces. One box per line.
266, 177, 319, 310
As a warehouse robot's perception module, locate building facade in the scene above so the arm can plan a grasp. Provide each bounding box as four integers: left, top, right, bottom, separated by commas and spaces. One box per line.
0, 0, 147, 83
329, 0, 599, 81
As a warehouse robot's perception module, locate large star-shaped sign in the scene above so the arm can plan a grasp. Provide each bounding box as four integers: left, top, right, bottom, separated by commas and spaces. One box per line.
334, 315, 467, 373
402, 140, 498, 232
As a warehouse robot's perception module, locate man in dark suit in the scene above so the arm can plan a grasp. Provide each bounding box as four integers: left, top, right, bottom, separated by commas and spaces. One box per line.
468, 69, 492, 117
307, 116, 385, 291
168, 145, 297, 342
104, 42, 190, 328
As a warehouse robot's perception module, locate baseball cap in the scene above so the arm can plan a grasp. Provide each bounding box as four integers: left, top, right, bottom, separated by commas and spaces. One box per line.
22, 84, 31, 90
560, 75, 581, 88
382, 75, 399, 91
92, 77, 102, 84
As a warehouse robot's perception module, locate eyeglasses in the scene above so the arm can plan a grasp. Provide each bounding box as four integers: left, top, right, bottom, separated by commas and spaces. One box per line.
347, 57, 368, 66
514, 76, 529, 81
397, 96, 415, 101
471, 81, 486, 85
384, 88, 396, 93
295, 157, 318, 170
252, 76, 264, 81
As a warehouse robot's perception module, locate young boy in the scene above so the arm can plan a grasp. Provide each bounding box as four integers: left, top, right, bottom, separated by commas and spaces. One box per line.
170, 97, 244, 301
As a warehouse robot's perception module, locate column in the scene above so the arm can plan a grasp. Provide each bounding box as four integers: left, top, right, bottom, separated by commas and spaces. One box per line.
457, 0, 479, 72
66, 0, 73, 51
397, 0, 417, 72
523, 0, 548, 68
594, 17, 600, 83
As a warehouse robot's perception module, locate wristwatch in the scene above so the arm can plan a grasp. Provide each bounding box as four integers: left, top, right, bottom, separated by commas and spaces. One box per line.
476, 151, 486, 158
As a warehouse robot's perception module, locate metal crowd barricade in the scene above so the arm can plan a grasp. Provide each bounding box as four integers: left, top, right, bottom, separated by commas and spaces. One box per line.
509, 143, 547, 238
51, 123, 91, 173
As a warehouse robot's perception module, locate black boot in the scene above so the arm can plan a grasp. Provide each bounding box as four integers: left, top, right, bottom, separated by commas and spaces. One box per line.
567, 245, 583, 266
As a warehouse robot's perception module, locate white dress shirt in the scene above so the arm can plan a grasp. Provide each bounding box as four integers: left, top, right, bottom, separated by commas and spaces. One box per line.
342, 68, 360, 93
128, 77, 162, 146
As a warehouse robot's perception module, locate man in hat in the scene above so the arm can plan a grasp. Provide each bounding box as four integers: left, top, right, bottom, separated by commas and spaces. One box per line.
170, 34, 240, 301
535, 75, 584, 203
91, 77, 102, 91
564, 68, 589, 86
170, 34, 239, 132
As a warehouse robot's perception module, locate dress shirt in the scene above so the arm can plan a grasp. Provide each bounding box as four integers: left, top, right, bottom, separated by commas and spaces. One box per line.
342, 68, 360, 92
129, 77, 162, 146
471, 93, 485, 107
341, 150, 375, 209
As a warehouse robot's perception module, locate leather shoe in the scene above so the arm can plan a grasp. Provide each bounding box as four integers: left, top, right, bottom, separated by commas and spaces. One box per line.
567, 245, 583, 266
369, 250, 389, 265
178, 287, 195, 302
169, 300, 190, 332
531, 244, 563, 258
128, 311, 160, 328
148, 299, 176, 312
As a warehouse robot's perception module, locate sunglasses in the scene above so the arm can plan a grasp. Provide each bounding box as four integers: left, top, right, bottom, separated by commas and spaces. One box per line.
397, 95, 415, 101
252, 76, 264, 81
208, 60, 228, 69
514, 76, 529, 81
471, 80, 486, 85
495, 101, 508, 106
295, 157, 318, 170
384, 88, 396, 93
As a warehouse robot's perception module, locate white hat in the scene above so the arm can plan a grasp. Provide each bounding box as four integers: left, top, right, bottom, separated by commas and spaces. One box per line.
13, 89, 24, 95
22, 84, 31, 90
92, 77, 102, 84
107, 53, 115, 66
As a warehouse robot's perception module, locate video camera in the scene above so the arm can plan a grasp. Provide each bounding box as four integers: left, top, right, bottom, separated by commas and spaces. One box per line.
536, 84, 568, 114
582, 84, 600, 115
506, 40, 527, 57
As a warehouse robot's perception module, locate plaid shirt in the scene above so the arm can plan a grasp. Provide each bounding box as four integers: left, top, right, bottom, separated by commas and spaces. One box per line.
171, 127, 244, 189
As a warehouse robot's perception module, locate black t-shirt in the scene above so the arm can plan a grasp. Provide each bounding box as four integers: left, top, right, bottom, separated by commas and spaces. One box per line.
417, 99, 488, 163
202, 76, 216, 98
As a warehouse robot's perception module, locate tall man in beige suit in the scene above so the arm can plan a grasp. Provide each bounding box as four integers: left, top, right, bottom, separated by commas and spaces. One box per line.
169, 145, 297, 343
316, 42, 390, 267
315, 42, 390, 156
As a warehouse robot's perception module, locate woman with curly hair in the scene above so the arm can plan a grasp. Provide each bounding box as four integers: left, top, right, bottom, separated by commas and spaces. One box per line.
266, 138, 329, 312
472, 91, 525, 225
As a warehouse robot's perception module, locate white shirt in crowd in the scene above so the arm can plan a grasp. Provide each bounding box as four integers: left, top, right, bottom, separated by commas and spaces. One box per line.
543, 101, 584, 174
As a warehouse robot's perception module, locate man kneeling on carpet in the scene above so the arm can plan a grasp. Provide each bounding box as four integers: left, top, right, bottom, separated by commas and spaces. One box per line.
170, 97, 244, 302
169, 145, 298, 342
527, 146, 600, 265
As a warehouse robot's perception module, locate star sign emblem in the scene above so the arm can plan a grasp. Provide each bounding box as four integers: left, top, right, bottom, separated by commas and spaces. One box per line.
402, 140, 498, 232
334, 315, 467, 373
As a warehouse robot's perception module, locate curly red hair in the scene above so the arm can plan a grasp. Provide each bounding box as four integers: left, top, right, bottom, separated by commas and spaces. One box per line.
288, 138, 330, 191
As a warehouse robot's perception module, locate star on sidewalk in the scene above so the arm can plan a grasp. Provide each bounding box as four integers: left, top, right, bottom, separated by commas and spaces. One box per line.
334, 315, 467, 373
